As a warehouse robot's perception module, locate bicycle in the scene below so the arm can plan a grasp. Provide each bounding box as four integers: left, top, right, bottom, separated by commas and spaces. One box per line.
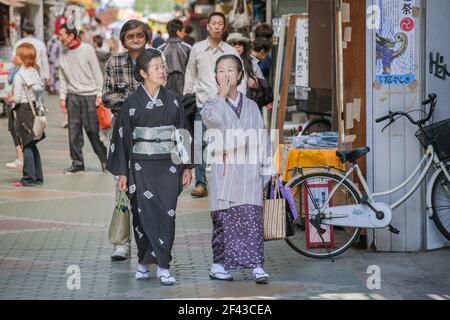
300, 113, 332, 136
283, 93, 450, 260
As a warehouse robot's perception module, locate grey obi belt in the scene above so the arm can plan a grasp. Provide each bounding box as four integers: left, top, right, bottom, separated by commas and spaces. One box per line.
132, 125, 190, 163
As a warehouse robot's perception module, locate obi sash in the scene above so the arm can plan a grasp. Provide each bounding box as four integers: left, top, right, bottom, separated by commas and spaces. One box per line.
132, 125, 190, 163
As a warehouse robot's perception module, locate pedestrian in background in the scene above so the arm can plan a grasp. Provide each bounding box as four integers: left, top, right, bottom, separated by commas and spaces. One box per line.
12, 22, 50, 86
93, 35, 111, 76
10, 43, 45, 187
102, 19, 149, 261
250, 37, 271, 75
182, 25, 195, 46
46, 33, 63, 95
152, 30, 165, 48
58, 24, 107, 175
5, 55, 24, 170
145, 24, 153, 48
158, 18, 191, 97
226, 32, 264, 97
253, 23, 274, 79
93, 35, 112, 147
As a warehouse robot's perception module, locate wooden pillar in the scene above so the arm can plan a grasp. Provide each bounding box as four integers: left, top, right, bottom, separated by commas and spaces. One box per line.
342, 0, 367, 176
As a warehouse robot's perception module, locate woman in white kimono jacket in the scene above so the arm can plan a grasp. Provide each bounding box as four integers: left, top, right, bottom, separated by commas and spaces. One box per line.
201, 54, 273, 283
106, 49, 193, 286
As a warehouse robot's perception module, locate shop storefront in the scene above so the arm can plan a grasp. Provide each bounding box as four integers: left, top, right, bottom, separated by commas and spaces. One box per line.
183, 0, 270, 42
13, 0, 45, 41
0, 0, 45, 113
423, 0, 450, 249
272, 0, 450, 253
366, 0, 450, 251
0, 1, 12, 114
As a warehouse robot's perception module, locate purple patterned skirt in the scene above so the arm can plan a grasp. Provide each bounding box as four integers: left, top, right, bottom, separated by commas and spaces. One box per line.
211, 204, 264, 271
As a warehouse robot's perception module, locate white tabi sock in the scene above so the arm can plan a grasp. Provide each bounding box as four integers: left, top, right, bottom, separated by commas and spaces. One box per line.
138, 264, 149, 273
157, 266, 171, 278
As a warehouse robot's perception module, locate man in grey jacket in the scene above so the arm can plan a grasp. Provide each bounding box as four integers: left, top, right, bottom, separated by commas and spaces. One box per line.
58, 24, 107, 174
158, 18, 191, 96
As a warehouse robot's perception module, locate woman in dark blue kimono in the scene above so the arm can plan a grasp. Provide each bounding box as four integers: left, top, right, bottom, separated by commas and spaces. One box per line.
106, 49, 193, 286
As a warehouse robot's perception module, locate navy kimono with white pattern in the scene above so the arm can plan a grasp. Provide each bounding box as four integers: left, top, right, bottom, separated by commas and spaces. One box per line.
106, 85, 192, 268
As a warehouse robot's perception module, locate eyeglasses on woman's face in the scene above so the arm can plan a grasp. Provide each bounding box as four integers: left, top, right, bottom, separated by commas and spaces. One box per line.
125, 31, 146, 41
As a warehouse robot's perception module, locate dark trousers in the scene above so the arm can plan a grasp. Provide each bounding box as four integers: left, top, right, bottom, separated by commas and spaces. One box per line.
67, 94, 107, 168
22, 141, 43, 185
8, 108, 21, 147
194, 109, 207, 188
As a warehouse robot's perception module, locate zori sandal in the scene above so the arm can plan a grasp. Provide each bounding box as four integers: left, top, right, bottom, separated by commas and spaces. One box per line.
209, 271, 233, 281
159, 275, 176, 286
135, 270, 150, 280
252, 268, 269, 284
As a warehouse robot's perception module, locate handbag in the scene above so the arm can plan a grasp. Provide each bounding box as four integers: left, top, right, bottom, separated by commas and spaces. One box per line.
277, 177, 298, 237
108, 191, 131, 245
229, 0, 250, 30
263, 177, 286, 241
97, 104, 112, 129
20, 75, 46, 141
247, 77, 274, 109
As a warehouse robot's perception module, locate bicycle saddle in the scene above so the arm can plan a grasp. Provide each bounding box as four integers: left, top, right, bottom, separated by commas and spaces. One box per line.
336, 147, 370, 163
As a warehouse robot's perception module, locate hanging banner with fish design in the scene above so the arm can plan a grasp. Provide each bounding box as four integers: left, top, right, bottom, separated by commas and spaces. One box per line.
376, 0, 416, 85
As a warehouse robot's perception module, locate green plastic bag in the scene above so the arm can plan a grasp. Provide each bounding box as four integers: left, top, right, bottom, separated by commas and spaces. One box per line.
108, 191, 131, 245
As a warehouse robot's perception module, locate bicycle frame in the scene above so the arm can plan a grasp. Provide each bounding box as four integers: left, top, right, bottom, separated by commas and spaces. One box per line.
366, 145, 435, 210
302, 144, 449, 215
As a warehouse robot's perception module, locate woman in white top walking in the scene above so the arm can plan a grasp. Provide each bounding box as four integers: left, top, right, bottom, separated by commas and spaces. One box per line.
11, 43, 45, 187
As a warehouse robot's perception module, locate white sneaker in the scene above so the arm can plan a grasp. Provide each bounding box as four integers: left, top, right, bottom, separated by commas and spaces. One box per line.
6, 159, 23, 169
111, 245, 130, 261
252, 267, 269, 283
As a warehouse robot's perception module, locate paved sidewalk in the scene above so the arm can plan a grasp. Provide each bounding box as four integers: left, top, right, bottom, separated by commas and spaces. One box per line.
0, 95, 449, 300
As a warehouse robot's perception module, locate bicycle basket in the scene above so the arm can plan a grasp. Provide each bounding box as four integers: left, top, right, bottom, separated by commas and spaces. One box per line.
415, 119, 450, 161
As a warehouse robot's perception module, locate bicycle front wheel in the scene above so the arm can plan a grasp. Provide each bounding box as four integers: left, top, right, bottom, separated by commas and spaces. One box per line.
431, 169, 450, 241
285, 172, 361, 259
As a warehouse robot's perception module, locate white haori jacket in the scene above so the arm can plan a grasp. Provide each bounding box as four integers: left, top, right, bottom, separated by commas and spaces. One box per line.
201, 94, 274, 211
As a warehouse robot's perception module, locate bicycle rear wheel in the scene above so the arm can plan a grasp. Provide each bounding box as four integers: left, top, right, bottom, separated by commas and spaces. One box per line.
300, 118, 332, 136
284, 172, 361, 259
431, 169, 450, 241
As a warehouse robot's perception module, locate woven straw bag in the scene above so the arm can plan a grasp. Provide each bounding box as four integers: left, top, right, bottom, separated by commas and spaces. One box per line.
263, 178, 286, 241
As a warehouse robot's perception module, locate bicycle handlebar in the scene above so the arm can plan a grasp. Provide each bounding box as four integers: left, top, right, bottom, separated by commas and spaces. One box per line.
375, 93, 437, 126
375, 114, 391, 123
421, 93, 437, 123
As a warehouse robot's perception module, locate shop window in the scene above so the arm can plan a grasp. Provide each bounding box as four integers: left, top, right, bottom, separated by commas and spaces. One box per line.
271, 0, 342, 145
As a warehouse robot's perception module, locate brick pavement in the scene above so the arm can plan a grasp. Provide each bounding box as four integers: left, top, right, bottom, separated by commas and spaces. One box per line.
0, 95, 449, 300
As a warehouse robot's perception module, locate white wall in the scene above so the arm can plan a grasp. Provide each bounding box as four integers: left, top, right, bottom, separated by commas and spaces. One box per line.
424, 0, 450, 250
366, 0, 424, 252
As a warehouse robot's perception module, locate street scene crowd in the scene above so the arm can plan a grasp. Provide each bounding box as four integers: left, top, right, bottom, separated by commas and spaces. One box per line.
3, 8, 277, 286
1, 1, 449, 301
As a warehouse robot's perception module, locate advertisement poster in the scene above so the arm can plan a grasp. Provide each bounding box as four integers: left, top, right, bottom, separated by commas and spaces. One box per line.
376, 0, 416, 85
